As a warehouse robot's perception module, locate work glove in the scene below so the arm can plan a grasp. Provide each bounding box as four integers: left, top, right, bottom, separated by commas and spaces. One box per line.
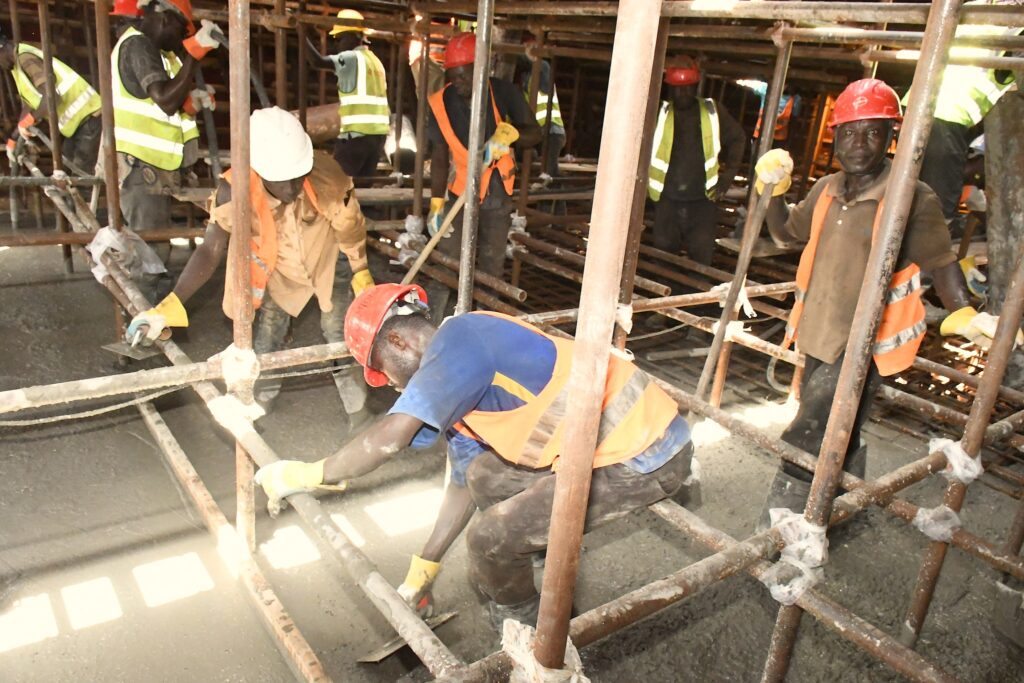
183, 86, 216, 117
940, 306, 1024, 351
5, 138, 17, 166
427, 196, 448, 237
125, 292, 189, 346
254, 458, 347, 517
481, 122, 520, 166
17, 113, 36, 139
183, 19, 225, 60
754, 148, 793, 197
396, 554, 441, 618
351, 268, 375, 296
959, 256, 988, 298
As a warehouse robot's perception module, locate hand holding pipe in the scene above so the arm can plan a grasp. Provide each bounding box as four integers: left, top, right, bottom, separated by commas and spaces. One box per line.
401, 193, 468, 285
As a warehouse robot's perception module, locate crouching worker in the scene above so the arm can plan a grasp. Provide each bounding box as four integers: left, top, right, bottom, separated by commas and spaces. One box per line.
127, 107, 375, 428
253, 283, 697, 631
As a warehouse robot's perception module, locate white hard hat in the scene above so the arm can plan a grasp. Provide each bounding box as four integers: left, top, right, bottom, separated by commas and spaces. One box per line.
249, 107, 313, 182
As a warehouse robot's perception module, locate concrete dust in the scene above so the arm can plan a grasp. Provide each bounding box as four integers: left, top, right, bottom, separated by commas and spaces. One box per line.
0, 244, 1022, 681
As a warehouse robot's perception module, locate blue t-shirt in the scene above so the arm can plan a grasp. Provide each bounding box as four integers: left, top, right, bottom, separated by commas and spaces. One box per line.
389, 313, 690, 486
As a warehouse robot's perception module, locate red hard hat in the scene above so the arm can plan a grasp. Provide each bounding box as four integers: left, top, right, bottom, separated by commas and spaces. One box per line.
829, 78, 902, 129
445, 32, 476, 70
110, 0, 142, 17
344, 283, 429, 388
665, 57, 700, 86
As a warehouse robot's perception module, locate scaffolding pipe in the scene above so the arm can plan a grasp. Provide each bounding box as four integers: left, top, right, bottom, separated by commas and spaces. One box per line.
0, 227, 204, 247
533, 0, 663, 669
137, 402, 330, 682
515, 30, 545, 216
899, 249, 1024, 647
454, 0, 496, 315
762, 2, 964, 677
411, 14, 430, 217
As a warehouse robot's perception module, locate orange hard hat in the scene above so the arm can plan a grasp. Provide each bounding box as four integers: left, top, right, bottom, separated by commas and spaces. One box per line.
445, 32, 476, 70
665, 57, 700, 86
110, 0, 142, 17
829, 78, 902, 129
344, 283, 429, 388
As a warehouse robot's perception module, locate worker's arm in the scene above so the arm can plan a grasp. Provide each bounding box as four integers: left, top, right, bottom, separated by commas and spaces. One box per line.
712, 101, 746, 199
418, 481, 476, 562
171, 221, 229, 303
323, 412, 424, 481
497, 80, 542, 148
146, 55, 199, 116
304, 36, 334, 70
931, 261, 971, 313
765, 196, 793, 245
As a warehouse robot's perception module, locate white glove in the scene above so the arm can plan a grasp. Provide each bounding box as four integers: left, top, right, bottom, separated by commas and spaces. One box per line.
189, 86, 215, 112
193, 19, 225, 49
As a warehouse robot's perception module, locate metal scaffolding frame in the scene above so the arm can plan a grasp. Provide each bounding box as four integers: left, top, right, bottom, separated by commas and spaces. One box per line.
3, 0, 1024, 681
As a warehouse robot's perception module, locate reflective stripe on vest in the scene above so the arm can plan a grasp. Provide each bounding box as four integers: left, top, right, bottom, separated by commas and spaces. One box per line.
526, 74, 564, 127
647, 98, 720, 202
111, 27, 199, 171
458, 312, 680, 470
784, 192, 926, 376
220, 168, 320, 312
338, 47, 390, 136
11, 44, 100, 138
427, 84, 516, 201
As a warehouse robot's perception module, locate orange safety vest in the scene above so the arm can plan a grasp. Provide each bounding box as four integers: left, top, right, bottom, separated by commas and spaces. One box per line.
784, 192, 926, 377
453, 312, 680, 470
755, 97, 794, 141
427, 84, 516, 201
221, 168, 320, 310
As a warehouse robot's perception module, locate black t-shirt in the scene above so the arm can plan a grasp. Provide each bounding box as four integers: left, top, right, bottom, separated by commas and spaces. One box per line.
426, 77, 533, 149
118, 33, 172, 100
662, 99, 745, 202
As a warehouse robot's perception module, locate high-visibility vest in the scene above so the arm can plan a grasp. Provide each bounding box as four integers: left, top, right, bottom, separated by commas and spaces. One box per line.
526, 73, 564, 128
338, 46, 390, 136
10, 43, 100, 138
754, 96, 793, 141
220, 168, 320, 312
111, 27, 199, 171
428, 84, 516, 201
784, 192, 926, 377
454, 312, 680, 470
647, 98, 721, 202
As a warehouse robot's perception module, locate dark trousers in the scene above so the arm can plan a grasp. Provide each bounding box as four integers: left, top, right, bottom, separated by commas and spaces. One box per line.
333, 135, 385, 184
780, 354, 882, 482
64, 115, 102, 174
463, 443, 693, 604
652, 197, 718, 266
919, 118, 972, 222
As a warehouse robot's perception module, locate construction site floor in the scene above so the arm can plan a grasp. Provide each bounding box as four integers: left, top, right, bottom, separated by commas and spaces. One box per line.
1, 243, 1022, 682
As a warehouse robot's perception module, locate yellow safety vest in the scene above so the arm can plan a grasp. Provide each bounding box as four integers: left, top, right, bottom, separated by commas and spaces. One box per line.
338, 47, 390, 136
526, 74, 564, 128
10, 43, 100, 138
648, 98, 720, 202
111, 26, 199, 171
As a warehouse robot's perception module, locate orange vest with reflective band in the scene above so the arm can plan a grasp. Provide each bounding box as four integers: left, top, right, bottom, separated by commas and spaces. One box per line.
784, 192, 926, 377
453, 313, 680, 470
756, 97, 794, 141
221, 168, 320, 311
427, 84, 516, 201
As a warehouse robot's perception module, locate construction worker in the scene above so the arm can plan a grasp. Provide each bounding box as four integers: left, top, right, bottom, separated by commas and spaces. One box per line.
0, 30, 102, 174
426, 31, 541, 314
305, 9, 389, 184
515, 41, 566, 179
126, 108, 375, 428
648, 59, 745, 267
753, 78, 1017, 527
253, 283, 696, 630
112, 0, 221, 301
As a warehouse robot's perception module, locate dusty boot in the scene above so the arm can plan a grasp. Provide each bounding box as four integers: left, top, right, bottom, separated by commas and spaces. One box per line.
756, 469, 812, 532
992, 577, 1024, 649
487, 593, 541, 634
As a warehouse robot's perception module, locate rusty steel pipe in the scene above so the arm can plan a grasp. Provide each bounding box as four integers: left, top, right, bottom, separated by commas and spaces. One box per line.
533, 0, 663, 668
515, 30, 545, 216
911, 356, 1024, 406
412, 14, 431, 217
762, 1, 964, 678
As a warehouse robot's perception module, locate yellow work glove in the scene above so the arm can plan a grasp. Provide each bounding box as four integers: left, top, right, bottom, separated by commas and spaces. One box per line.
940, 306, 1024, 351
126, 292, 188, 346
351, 269, 375, 296
754, 148, 793, 197
959, 256, 988, 298
427, 196, 448, 237
397, 554, 441, 617
482, 122, 520, 166
253, 458, 347, 517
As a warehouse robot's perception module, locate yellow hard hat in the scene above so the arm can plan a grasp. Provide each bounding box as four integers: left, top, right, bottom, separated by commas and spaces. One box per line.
330, 9, 365, 35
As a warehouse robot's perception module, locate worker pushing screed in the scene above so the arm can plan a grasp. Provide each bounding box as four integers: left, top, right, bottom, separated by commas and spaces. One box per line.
423, 31, 541, 319
126, 108, 375, 429
753, 78, 1021, 531
254, 283, 698, 632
